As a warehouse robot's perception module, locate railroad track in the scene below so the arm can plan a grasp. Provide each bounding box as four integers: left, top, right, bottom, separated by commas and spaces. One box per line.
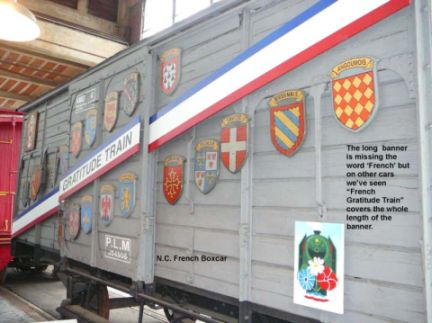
0, 285, 56, 322
1, 267, 168, 322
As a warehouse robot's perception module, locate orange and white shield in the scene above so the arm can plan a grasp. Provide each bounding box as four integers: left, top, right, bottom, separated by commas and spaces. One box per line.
71, 122, 82, 157
331, 57, 378, 132
104, 91, 119, 132
163, 155, 185, 205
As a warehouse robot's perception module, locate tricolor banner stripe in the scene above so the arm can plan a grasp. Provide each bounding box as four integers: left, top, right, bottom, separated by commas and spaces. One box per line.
148, 0, 410, 151
12, 0, 410, 238
59, 116, 141, 200
13, 117, 141, 237
12, 188, 60, 237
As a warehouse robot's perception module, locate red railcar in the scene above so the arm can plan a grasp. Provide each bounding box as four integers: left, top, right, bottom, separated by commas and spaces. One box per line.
0, 110, 23, 276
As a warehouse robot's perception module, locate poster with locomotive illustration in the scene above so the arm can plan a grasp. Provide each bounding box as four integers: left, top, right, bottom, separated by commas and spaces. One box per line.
293, 221, 344, 314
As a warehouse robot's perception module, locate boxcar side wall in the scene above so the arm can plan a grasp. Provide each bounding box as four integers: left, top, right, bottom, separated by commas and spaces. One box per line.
12, 0, 426, 322
16, 90, 70, 253
61, 46, 150, 280
248, 4, 423, 322
150, 1, 424, 322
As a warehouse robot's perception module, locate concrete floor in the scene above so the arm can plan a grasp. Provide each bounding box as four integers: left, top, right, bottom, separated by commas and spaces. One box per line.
1, 267, 167, 323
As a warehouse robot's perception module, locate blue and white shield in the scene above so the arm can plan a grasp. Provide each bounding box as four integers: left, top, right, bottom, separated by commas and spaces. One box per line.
194, 139, 220, 194
118, 172, 136, 217
84, 109, 97, 146
80, 195, 93, 234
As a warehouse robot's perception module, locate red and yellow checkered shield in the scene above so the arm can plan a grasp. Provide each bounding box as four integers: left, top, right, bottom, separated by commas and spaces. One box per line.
331, 57, 377, 132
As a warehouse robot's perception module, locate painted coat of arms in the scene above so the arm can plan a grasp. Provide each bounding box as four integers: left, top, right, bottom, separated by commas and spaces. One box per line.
21, 160, 30, 207
84, 109, 97, 146
25, 111, 38, 152
68, 204, 80, 240
80, 195, 93, 234
104, 91, 119, 132
163, 155, 185, 205
160, 48, 181, 95
122, 72, 140, 116
331, 57, 378, 132
220, 113, 249, 173
294, 221, 345, 314
59, 144, 69, 175
118, 172, 136, 217
194, 139, 220, 194
100, 184, 115, 225
268, 90, 305, 156
71, 122, 82, 157
30, 166, 42, 201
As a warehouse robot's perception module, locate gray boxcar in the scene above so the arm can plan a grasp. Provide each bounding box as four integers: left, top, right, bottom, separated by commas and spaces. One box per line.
11, 0, 432, 322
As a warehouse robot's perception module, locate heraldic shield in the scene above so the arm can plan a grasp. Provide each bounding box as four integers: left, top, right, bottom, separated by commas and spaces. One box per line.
25, 111, 38, 152
100, 184, 115, 225
59, 144, 69, 175
84, 109, 97, 146
163, 155, 185, 205
71, 121, 82, 157
268, 90, 305, 156
119, 172, 136, 217
68, 204, 80, 240
122, 72, 140, 116
30, 166, 41, 201
104, 91, 119, 132
220, 113, 249, 174
160, 48, 181, 95
81, 195, 93, 234
331, 57, 378, 132
194, 139, 220, 194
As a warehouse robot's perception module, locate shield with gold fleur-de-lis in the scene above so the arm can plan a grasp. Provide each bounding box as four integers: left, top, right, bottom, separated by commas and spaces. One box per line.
331, 57, 378, 132
80, 195, 93, 234
268, 90, 306, 156
163, 155, 185, 205
100, 184, 115, 225
194, 139, 220, 194
118, 173, 136, 217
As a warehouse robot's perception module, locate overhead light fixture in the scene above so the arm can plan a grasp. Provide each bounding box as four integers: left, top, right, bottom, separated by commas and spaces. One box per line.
0, 0, 40, 42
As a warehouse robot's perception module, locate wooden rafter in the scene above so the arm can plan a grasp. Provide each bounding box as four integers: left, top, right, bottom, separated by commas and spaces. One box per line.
0, 59, 71, 82
0, 90, 32, 103
0, 42, 88, 70
0, 70, 57, 89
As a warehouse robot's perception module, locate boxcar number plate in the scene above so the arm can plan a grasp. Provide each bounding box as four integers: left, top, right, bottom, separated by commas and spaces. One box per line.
104, 234, 131, 264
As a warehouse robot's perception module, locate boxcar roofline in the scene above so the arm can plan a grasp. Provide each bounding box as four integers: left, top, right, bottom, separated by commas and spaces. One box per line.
16, 0, 250, 114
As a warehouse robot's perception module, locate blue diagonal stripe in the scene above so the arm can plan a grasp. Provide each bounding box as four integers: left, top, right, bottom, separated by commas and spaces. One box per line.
276, 136, 290, 150
286, 110, 299, 127
149, 0, 337, 124
274, 115, 298, 143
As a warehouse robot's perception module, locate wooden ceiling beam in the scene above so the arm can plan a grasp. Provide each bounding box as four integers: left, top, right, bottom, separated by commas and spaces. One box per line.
0, 42, 88, 70
0, 90, 32, 103
0, 70, 58, 89
0, 59, 71, 81
24, 20, 127, 66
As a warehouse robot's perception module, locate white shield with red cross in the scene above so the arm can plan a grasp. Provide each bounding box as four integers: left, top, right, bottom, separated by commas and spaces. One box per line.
220, 113, 249, 174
